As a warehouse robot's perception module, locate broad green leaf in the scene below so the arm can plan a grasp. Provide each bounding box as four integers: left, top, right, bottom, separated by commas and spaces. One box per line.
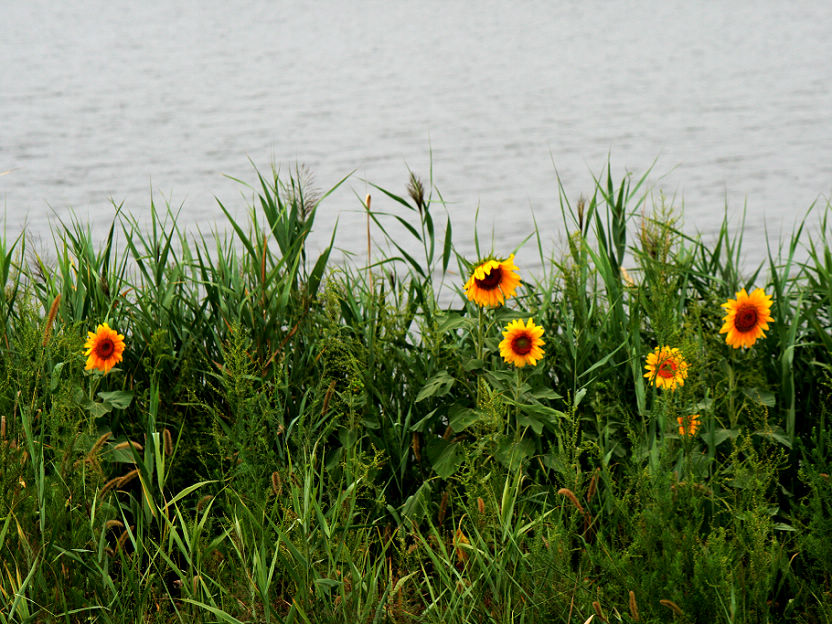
50, 362, 66, 392
743, 387, 775, 407
704, 428, 739, 448
98, 390, 134, 410
401, 481, 433, 521
437, 313, 468, 334
425, 438, 463, 479
518, 403, 565, 434
448, 406, 481, 432
532, 387, 563, 401
496, 437, 535, 469
753, 428, 792, 449
415, 371, 455, 402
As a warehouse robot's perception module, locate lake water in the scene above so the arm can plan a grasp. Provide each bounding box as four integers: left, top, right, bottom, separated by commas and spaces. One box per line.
3, 1, 832, 269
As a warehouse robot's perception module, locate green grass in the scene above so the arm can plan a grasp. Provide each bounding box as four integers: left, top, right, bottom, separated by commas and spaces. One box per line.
1, 160, 831, 623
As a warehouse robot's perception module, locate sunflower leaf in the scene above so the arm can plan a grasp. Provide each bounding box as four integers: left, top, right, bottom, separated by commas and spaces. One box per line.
448, 406, 481, 432
531, 387, 562, 401
496, 437, 535, 468
517, 404, 564, 435
98, 390, 134, 410
425, 438, 462, 479
415, 371, 455, 402
743, 387, 775, 407
463, 359, 484, 372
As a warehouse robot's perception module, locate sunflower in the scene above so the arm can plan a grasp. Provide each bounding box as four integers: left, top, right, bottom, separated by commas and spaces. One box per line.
643, 346, 688, 391
84, 323, 126, 374
720, 288, 773, 349
464, 255, 521, 307
499, 318, 545, 367
677, 414, 701, 437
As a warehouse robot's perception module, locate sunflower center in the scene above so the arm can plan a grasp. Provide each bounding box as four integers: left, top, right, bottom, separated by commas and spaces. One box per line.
475, 266, 503, 291
512, 335, 533, 355
95, 338, 115, 359
657, 358, 677, 378
734, 305, 759, 332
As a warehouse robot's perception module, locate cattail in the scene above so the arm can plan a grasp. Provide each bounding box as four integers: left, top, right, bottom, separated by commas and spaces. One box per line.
557, 488, 585, 514
477, 497, 485, 516
100, 477, 121, 497
454, 527, 470, 564
163, 428, 173, 457
88, 431, 112, 457
117, 468, 139, 488
321, 380, 336, 419
620, 267, 635, 288
271, 471, 282, 496
105, 519, 124, 531
629, 590, 640, 622
113, 440, 143, 452
592, 601, 607, 622
1, 414, 6, 440
42, 294, 61, 346
587, 468, 599, 503
438, 490, 449, 525
659, 599, 684, 616
412, 432, 421, 461
442, 425, 454, 441
117, 530, 130, 550
197, 495, 213, 512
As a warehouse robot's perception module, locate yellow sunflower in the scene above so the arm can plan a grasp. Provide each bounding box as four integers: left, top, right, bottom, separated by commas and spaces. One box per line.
499, 318, 545, 367
464, 255, 521, 307
720, 288, 773, 349
643, 346, 688, 391
677, 414, 701, 437
84, 323, 126, 374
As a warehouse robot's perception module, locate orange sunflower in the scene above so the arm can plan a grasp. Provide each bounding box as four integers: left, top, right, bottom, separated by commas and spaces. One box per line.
677, 414, 701, 437
84, 323, 126, 374
720, 288, 773, 349
464, 255, 521, 307
643, 346, 688, 391
499, 318, 545, 367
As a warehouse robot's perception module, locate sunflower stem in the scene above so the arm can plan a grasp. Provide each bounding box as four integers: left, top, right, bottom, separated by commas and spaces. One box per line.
514, 367, 521, 420
476, 306, 484, 408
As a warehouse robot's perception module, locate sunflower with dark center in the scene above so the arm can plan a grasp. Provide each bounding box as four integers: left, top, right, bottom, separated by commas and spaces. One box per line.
464, 255, 521, 307
643, 346, 688, 391
84, 323, 126, 374
499, 318, 545, 367
720, 287, 773, 349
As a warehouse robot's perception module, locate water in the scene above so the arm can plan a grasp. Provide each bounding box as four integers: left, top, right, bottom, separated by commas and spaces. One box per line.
3, 1, 832, 267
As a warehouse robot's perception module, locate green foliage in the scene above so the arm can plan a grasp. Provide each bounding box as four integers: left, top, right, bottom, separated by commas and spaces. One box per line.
1, 159, 831, 622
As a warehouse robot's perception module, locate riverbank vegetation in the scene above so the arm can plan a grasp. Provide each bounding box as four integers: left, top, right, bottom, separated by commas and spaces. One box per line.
1, 163, 831, 623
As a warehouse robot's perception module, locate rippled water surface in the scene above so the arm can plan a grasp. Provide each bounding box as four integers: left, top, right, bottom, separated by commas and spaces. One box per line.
3, 1, 832, 264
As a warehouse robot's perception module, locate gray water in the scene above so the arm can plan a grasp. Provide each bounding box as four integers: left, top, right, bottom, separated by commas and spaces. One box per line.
3, 1, 832, 266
